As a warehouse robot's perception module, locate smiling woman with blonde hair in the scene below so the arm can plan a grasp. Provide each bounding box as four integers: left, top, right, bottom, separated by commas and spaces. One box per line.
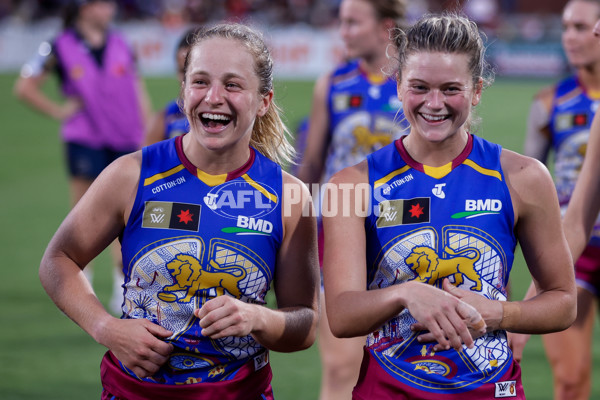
39, 23, 319, 399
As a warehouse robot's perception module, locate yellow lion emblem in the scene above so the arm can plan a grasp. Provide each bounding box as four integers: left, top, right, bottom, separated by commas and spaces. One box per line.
157, 255, 247, 303
352, 126, 392, 153
405, 246, 482, 291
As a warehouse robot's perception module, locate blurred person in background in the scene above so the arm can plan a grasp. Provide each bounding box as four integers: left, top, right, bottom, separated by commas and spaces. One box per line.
295, 0, 409, 399
462, 0, 499, 34
144, 26, 202, 146
13, 0, 152, 315
510, 1, 600, 399
563, 18, 600, 278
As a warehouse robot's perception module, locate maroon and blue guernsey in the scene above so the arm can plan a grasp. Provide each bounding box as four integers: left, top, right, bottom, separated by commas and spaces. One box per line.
101, 135, 282, 399
355, 134, 524, 399
321, 59, 407, 186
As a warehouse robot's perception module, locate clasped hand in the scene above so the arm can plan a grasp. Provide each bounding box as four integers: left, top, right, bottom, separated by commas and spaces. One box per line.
105, 296, 257, 378
102, 318, 174, 379
407, 278, 489, 351
195, 295, 257, 339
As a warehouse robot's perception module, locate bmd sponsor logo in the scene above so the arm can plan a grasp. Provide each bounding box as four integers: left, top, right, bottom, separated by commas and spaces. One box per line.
221, 216, 273, 236
203, 180, 278, 220
451, 199, 502, 219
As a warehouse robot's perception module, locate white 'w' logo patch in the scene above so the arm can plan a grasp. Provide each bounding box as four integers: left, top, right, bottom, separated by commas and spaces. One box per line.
150, 213, 165, 224
382, 211, 397, 222
495, 380, 517, 397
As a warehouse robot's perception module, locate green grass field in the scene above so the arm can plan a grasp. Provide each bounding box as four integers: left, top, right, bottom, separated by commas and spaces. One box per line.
1, 72, 598, 399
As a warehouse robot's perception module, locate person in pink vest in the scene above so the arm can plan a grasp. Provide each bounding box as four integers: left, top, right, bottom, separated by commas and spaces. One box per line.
14, 0, 152, 314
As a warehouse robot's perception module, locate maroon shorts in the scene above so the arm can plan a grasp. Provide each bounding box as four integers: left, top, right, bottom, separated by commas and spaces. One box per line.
100, 351, 274, 400
575, 245, 600, 296
352, 348, 525, 400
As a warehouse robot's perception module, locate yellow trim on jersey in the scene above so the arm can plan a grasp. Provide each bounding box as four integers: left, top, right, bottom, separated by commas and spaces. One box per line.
463, 159, 502, 181
143, 164, 186, 186
374, 165, 412, 188
423, 163, 452, 179
588, 89, 600, 100
367, 73, 386, 85
242, 174, 278, 203
197, 169, 227, 186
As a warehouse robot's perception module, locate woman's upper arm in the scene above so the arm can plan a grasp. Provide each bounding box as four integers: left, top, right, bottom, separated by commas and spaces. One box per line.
322, 163, 369, 305
523, 87, 553, 162
14, 71, 45, 98
274, 173, 319, 310
46, 152, 142, 267
296, 73, 331, 184
563, 111, 600, 260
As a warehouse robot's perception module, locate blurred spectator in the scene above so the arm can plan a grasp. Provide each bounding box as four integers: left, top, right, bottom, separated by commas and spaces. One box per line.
0, 0, 575, 46
0, 0, 13, 20
463, 0, 499, 34
226, 0, 250, 21
3, 0, 339, 26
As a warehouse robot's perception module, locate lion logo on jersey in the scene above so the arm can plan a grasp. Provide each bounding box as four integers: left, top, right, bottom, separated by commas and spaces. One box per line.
157, 255, 247, 303
405, 246, 482, 291
352, 126, 392, 153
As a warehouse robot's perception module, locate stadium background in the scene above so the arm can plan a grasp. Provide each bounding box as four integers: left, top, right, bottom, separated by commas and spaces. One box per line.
0, 0, 598, 398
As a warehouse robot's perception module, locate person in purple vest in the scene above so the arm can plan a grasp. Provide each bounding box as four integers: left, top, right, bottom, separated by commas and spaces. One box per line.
14, 0, 152, 315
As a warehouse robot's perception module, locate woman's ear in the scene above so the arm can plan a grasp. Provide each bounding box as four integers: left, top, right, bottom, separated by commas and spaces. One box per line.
257, 90, 273, 117
472, 78, 483, 106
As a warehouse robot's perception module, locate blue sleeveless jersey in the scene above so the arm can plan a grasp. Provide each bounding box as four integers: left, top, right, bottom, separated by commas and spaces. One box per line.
363, 134, 517, 395
119, 135, 282, 384
163, 99, 189, 141
322, 59, 407, 185
548, 75, 600, 244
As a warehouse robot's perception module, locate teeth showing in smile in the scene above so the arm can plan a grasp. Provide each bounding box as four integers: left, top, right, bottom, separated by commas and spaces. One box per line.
421, 113, 448, 122
201, 113, 231, 122
200, 112, 232, 129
